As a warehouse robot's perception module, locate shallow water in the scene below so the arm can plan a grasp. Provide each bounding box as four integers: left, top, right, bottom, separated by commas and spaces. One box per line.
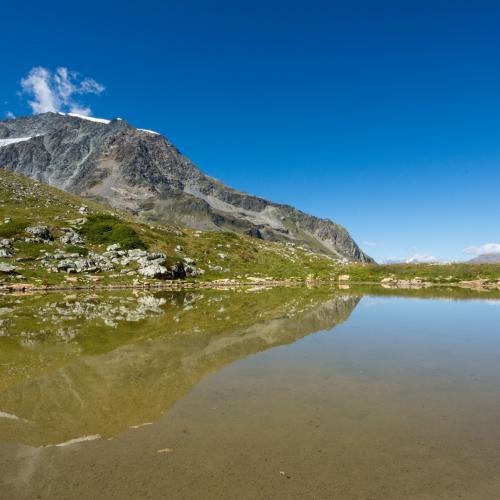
0, 286, 499, 499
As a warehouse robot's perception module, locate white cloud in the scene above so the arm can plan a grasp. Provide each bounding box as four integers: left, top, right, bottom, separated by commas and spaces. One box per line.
362, 240, 378, 247
21, 67, 58, 113
463, 243, 500, 255
383, 253, 438, 264
20, 66, 104, 116
5, 111, 15, 119
405, 253, 437, 263
69, 105, 92, 116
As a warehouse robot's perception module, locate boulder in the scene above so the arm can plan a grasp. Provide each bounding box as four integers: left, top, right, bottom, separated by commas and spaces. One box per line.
56, 253, 114, 273
59, 228, 84, 245
136, 252, 167, 268
171, 262, 186, 279
146, 252, 166, 261
106, 243, 121, 252
57, 260, 78, 272
138, 264, 169, 278
246, 228, 263, 239
185, 264, 204, 277
0, 263, 17, 273
25, 226, 52, 241
128, 249, 148, 259
380, 277, 395, 284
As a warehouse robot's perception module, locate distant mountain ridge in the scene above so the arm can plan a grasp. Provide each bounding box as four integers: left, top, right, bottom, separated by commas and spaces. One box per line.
0, 112, 373, 262
468, 253, 500, 264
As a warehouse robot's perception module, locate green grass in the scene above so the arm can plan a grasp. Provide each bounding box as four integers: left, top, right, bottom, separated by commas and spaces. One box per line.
344, 262, 500, 283
0, 220, 28, 238
64, 244, 89, 256
11, 241, 53, 260
0, 169, 343, 286
2, 168, 499, 288
81, 214, 147, 250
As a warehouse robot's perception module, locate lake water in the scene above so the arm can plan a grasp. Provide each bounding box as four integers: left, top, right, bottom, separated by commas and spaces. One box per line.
1, 286, 500, 499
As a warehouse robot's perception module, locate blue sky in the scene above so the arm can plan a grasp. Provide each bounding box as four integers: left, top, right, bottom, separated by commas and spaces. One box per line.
2, 0, 499, 262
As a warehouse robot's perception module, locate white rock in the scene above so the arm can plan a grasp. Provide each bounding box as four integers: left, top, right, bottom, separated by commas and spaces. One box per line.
138, 264, 169, 278
0, 263, 17, 273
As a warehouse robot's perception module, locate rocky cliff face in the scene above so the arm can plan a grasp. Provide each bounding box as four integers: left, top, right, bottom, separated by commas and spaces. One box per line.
0, 113, 372, 262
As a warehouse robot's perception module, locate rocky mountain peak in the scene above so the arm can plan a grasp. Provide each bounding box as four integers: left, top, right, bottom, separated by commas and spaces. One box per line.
0, 112, 373, 262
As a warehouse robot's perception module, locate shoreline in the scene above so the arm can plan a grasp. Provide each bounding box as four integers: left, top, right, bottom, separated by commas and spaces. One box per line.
1, 278, 499, 294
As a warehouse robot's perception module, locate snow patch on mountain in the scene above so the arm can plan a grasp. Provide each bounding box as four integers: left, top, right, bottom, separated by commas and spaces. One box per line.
62, 112, 112, 124
0, 137, 37, 147
138, 128, 160, 135
57, 112, 159, 134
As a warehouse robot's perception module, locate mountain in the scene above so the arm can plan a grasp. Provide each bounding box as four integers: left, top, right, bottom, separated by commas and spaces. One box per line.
0, 112, 372, 262
468, 253, 500, 264
0, 168, 353, 287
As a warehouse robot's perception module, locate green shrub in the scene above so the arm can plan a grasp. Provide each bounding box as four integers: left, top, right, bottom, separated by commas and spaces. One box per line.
13, 241, 53, 259
0, 220, 28, 238
81, 214, 146, 250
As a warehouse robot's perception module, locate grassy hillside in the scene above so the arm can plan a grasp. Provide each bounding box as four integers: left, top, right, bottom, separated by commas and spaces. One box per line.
1, 169, 499, 290
0, 169, 343, 288
344, 262, 500, 284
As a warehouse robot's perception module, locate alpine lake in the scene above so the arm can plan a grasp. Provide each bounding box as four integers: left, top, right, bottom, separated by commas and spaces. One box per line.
1, 284, 500, 499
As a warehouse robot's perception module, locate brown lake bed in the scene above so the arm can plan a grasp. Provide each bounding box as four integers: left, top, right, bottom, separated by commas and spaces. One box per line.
1, 286, 500, 499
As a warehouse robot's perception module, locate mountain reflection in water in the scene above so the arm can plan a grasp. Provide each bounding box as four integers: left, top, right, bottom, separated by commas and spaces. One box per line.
0, 288, 359, 446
